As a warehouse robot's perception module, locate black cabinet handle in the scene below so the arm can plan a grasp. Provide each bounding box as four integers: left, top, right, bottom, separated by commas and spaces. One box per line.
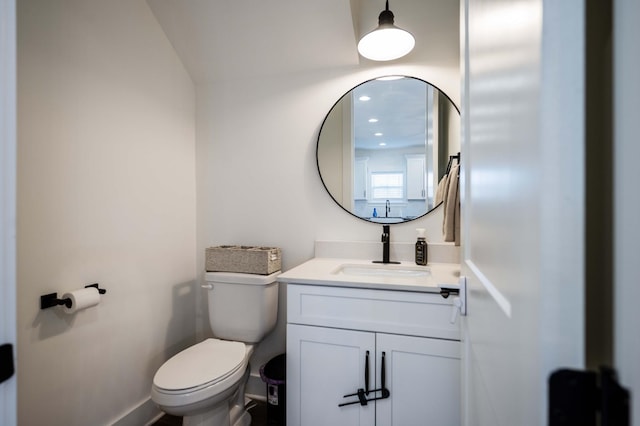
339, 350, 390, 407
365, 350, 370, 395
381, 351, 386, 390
379, 351, 390, 399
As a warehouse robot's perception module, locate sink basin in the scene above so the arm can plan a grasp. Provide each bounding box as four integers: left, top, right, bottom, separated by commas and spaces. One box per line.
332, 263, 430, 278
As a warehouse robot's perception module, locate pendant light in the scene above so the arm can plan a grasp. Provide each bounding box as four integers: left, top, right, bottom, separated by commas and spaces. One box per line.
357, 0, 415, 61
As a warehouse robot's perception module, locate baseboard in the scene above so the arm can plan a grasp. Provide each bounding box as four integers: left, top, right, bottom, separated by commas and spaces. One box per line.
110, 397, 162, 426
110, 375, 265, 425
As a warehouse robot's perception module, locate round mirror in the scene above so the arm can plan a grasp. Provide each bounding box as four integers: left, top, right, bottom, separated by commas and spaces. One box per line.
317, 76, 460, 224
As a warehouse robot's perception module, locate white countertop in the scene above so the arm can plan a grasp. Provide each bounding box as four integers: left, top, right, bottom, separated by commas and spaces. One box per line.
278, 257, 461, 293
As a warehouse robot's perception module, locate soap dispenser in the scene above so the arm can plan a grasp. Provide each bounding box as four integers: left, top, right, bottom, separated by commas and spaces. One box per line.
415, 228, 428, 266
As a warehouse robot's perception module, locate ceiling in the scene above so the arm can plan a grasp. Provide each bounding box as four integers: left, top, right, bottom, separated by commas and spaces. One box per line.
353, 77, 429, 150
146, 0, 460, 84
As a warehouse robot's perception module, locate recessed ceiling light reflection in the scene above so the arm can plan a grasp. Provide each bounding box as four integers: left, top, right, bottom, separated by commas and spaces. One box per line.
369, 118, 379, 123
379, 142, 387, 146
359, 95, 371, 101
374, 132, 383, 136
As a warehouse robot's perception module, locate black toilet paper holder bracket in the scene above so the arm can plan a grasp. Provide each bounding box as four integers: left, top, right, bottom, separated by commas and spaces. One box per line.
40, 283, 106, 310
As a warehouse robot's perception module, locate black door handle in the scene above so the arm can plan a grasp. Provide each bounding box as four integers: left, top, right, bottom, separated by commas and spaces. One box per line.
0, 343, 14, 384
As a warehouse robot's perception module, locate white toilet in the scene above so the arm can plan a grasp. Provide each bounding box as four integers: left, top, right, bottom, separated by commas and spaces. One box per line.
151, 271, 280, 426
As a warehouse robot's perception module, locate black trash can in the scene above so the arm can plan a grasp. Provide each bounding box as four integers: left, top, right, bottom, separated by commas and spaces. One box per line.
260, 354, 286, 426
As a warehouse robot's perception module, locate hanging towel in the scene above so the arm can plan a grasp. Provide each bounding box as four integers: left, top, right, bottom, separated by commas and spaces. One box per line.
443, 163, 460, 243
439, 171, 453, 206
435, 174, 448, 205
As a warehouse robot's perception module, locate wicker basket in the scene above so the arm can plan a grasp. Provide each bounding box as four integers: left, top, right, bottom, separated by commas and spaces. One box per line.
205, 245, 281, 275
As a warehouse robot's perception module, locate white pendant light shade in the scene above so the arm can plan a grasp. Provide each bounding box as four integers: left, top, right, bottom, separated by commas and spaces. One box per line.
358, 27, 415, 61
358, 1, 415, 61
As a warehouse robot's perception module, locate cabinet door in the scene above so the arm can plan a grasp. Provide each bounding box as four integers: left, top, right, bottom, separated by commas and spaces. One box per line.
354, 158, 368, 200
406, 156, 426, 199
376, 333, 461, 426
287, 324, 376, 426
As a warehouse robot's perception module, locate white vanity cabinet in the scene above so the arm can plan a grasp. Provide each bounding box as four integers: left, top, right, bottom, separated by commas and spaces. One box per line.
286, 284, 461, 426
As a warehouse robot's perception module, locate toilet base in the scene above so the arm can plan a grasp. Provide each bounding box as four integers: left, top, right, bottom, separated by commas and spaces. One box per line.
229, 407, 251, 426
183, 406, 230, 426
181, 400, 251, 426
180, 366, 252, 426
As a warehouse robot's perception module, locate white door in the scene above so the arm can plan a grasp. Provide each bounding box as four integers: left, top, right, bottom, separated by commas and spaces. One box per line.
461, 0, 586, 425
287, 324, 376, 426
0, 0, 17, 424
614, 0, 640, 420
376, 333, 460, 426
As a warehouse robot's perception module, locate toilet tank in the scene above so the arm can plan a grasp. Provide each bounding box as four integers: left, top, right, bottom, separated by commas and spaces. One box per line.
204, 271, 279, 343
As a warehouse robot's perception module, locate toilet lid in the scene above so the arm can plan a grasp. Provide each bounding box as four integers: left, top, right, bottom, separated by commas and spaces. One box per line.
154, 339, 246, 391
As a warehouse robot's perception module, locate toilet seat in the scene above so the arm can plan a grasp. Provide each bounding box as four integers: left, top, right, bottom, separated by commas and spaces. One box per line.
153, 338, 247, 394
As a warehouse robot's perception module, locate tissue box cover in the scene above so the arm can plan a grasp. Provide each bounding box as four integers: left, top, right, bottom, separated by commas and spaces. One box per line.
205, 245, 282, 275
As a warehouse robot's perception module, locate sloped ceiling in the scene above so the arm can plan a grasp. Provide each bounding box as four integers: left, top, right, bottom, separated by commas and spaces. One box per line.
147, 0, 459, 84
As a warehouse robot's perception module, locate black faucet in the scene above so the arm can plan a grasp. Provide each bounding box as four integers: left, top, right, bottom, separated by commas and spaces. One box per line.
373, 225, 400, 264
385, 200, 390, 218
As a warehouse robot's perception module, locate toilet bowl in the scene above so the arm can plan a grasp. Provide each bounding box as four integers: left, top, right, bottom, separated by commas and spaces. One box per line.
151, 271, 279, 426
152, 339, 254, 425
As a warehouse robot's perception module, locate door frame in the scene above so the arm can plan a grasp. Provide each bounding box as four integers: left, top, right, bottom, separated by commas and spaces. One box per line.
614, 0, 640, 419
0, 0, 17, 424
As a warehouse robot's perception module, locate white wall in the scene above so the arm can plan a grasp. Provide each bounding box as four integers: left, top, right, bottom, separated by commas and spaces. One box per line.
17, 1, 196, 424
196, 64, 459, 394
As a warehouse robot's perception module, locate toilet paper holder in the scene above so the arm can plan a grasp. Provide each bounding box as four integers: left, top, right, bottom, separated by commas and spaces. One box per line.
40, 283, 106, 310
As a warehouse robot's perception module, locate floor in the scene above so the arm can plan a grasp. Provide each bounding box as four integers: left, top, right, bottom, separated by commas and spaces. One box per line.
153, 399, 275, 426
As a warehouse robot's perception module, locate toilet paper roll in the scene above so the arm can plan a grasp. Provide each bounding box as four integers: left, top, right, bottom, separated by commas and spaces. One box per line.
61, 287, 101, 314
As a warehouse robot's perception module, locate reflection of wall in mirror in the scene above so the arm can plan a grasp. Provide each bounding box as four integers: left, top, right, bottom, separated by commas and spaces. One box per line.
447, 99, 461, 160
434, 92, 461, 186
317, 96, 346, 204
